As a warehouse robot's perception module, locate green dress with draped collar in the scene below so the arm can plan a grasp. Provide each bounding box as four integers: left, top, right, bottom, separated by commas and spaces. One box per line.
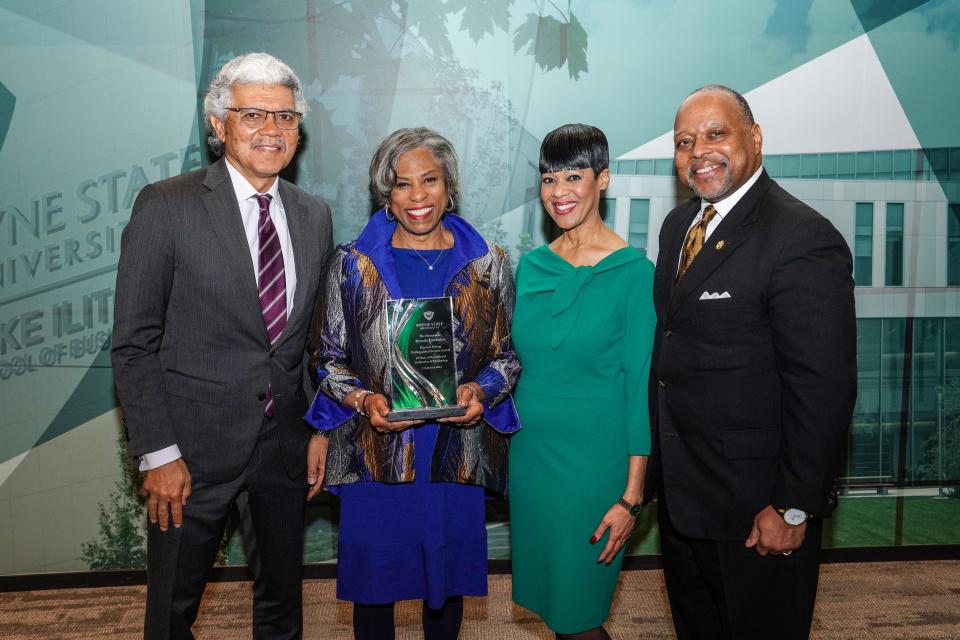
509, 244, 656, 633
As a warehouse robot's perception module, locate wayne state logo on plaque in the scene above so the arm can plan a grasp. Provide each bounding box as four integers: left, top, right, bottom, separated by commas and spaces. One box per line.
385, 296, 466, 421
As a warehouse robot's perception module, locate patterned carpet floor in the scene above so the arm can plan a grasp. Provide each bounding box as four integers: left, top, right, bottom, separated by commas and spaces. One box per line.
1, 561, 959, 639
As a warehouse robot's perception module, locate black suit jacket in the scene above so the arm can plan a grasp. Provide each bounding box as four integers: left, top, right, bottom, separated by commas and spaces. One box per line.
645, 171, 856, 541
112, 158, 334, 483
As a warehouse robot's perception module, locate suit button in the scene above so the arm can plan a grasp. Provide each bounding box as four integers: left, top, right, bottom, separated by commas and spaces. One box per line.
663, 330, 673, 338
658, 379, 668, 388
257, 392, 267, 401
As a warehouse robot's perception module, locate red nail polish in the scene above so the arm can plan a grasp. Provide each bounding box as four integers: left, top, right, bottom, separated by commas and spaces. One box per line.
589, 535, 598, 545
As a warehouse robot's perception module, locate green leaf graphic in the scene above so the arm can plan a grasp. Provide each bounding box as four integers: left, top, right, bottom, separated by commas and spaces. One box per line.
0, 81, 13, 152
512, 11, 589, 80
512, 13, 540, 55
446, 0, 511, 43
410, 8, 454, 57
567, 12, 589, 80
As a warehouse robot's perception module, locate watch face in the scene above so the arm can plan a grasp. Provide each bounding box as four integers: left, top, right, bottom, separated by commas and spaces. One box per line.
783, 508, 807, 525
618, 499, 643, 517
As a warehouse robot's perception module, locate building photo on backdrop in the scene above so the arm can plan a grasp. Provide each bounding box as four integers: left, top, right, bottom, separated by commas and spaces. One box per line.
0, 0, 958, 608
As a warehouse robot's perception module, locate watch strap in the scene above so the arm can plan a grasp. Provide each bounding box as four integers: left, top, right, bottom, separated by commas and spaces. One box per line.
617, 498, 643, 517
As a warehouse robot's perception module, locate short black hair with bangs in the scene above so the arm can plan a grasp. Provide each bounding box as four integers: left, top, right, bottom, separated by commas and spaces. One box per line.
539, 123, 609, 177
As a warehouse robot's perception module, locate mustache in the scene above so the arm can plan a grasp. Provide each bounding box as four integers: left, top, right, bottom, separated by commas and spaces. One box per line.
685, 155, 728, 181
251, 137, 287, 151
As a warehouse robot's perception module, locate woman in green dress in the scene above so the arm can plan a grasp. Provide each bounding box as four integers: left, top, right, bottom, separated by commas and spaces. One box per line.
509, 124, 656, 639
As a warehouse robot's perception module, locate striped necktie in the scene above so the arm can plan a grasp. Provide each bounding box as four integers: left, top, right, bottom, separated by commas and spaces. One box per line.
676, 204, 718, 282
255, 193, 286, 417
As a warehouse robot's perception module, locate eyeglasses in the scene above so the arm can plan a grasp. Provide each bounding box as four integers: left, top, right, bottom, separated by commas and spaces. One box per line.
226, 107, 302, 130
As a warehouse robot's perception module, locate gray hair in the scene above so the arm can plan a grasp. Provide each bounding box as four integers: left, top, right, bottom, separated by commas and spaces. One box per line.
687, 84, 755, 126
368, 127, 462, 213
203, 52, 307, 155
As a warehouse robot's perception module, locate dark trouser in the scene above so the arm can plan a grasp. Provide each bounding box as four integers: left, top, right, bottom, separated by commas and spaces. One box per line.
353, 597, 464, 640
657, 496, 822, 640
144, 418, 306, 640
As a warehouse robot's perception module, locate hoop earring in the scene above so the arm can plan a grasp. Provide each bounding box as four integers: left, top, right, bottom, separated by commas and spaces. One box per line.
384, 205, 396, 222
446, 196, 455, 212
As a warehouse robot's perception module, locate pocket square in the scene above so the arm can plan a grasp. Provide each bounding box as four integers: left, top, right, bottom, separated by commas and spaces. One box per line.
699, 291, 732, 300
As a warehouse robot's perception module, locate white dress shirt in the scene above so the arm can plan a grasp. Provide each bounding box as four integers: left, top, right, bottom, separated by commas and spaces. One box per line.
139, 161, 298, 471
677, 166, 764, 274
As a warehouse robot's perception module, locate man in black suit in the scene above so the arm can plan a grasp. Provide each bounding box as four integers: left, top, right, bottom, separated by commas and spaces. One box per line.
646, 85, 856, 640
112, 53, 333, 639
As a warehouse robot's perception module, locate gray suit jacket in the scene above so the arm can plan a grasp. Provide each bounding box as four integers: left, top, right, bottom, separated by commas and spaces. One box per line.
112, 158, 334, 483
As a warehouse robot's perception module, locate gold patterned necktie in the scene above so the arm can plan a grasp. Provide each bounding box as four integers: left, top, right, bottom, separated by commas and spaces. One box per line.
676, 204, 718, 282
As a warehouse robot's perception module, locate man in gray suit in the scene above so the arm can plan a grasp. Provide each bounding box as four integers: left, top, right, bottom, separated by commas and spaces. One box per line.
112, 52, 334, 639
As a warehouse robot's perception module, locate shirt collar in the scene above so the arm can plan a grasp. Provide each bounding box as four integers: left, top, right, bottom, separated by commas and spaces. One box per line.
701, 165, 764, 218
224, 158, 280, 204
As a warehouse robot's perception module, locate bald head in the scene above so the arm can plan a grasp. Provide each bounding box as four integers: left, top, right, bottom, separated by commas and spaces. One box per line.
685, 84, 755, 127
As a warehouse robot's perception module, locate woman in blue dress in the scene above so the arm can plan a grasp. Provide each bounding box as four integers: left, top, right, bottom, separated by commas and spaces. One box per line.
305, 127, 520, 640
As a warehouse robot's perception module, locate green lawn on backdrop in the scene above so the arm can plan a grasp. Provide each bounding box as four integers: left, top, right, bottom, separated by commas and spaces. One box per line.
621, 495, 960, 555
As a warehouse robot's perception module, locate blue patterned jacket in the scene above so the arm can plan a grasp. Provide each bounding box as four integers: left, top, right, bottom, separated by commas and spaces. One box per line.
306, 210, 520, 494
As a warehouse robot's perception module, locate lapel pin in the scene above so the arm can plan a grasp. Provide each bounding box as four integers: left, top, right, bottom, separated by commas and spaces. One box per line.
715, 240, 725, 250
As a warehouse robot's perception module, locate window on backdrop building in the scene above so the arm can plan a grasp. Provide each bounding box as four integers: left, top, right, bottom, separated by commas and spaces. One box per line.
628, 198, 649, 254
945, 319, 960, 491
886, 203, 905, 286
848, 318, 882, 480
947, 317, 960, 385
855, 202, 874, 287
911, 318, 943, 483
847, 315, 960, 484
948, 203, 960, 286
879, 317, 908, 480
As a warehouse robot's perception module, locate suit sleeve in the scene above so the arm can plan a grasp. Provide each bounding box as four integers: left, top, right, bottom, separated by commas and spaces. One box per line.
622, 259, 657, 455
111, 183, 178, 457
768, 216, 857, 516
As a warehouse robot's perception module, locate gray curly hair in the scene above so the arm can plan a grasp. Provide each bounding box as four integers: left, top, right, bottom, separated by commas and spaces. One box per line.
203, 52, 307, 156
368, 127, 462, 213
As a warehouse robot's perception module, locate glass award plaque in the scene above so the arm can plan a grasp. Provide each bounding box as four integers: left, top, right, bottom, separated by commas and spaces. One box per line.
385, 296, 467, 421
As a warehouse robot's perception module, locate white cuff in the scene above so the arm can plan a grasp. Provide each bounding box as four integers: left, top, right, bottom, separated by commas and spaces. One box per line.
139, 445, 182, 471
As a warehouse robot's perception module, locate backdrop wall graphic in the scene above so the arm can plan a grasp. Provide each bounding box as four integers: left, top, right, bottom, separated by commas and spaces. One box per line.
1, 0, 958, 576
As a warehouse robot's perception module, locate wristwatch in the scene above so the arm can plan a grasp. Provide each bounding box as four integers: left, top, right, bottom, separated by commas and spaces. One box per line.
776, 507, 810, 526
617, 498, 643, 517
